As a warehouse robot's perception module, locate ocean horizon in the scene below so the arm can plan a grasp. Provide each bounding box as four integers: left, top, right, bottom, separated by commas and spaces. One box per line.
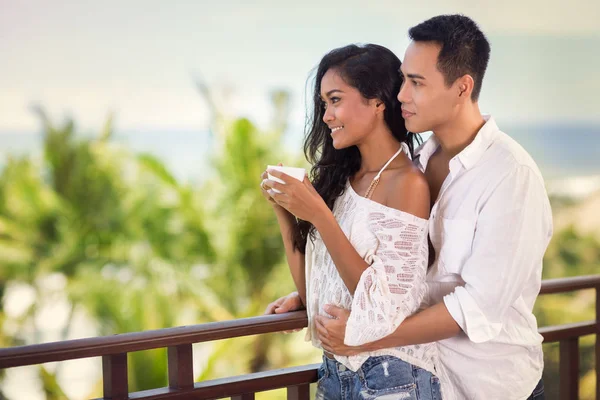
2, 121, 600, 196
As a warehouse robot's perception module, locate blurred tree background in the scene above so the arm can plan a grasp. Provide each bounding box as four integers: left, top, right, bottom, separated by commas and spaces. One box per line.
0, 89, 320, 399
0, 89, 598, 399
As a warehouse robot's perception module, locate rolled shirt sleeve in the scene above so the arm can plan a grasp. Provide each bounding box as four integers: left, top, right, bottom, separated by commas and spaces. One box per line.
443, 165, 553, 343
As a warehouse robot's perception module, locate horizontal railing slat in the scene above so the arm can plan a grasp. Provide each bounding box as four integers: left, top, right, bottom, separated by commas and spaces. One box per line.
0, 312, 308, 369
539, 274, 600, 295
539, 320, 596, 342
103, 364, 320, 400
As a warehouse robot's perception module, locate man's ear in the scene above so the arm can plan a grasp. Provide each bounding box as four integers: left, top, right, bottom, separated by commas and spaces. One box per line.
457, 74, 475, 100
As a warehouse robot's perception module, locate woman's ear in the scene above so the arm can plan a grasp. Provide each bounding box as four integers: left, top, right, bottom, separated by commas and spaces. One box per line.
374, 99, 386, 114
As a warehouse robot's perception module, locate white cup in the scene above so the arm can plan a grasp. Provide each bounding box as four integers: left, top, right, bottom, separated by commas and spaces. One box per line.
267, 165, 306, 193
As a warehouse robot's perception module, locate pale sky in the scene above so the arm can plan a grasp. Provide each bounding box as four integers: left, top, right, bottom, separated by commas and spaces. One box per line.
1, 0, 599, 132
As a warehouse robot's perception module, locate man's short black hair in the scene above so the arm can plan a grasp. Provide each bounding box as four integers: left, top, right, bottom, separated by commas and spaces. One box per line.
409, 14, 491, 101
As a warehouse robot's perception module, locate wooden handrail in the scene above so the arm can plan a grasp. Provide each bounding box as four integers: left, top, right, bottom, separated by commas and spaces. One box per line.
0, 311, 308, 369
539, 320, 596, 342
539, 274, 600, 294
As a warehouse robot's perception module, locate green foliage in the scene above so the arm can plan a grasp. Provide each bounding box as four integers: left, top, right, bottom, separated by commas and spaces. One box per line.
0, 90, 318, 399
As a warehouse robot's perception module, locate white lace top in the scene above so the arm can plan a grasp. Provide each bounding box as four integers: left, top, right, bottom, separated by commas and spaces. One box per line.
304, 180, 438, 375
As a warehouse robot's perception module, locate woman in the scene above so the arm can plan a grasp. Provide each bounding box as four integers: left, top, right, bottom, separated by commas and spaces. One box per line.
260, 44, 441, 399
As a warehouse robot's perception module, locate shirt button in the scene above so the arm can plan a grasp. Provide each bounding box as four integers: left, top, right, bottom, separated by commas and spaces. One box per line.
338, 364, 346, 372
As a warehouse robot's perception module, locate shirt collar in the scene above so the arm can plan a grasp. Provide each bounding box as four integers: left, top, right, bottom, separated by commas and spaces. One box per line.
456, 115, 498, 170
414, 134, 438, 171
414, 115, 499, 172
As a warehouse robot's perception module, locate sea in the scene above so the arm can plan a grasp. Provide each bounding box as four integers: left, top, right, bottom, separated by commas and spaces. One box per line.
1, 122, 600, 196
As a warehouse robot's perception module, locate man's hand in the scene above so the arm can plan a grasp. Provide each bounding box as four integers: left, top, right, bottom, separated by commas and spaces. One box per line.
315, 304, 361, 356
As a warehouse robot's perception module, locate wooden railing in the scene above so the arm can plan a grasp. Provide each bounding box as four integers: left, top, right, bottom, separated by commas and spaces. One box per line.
1, 275, 599, 400
538, 275, 600, 400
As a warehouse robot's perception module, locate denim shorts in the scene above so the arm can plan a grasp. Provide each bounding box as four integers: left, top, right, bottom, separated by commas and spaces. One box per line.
316, 354, 442, 400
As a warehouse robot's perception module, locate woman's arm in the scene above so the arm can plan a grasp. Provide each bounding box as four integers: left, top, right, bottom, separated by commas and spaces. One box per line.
273, 206, 307, 305
261, 170, 307, 305
266, 168, 429, 297
311, 210, 369, 295
266, 171, 369, 295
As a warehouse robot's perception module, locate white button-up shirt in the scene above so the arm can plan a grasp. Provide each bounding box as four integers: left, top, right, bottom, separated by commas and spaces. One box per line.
416, 115, 553, 400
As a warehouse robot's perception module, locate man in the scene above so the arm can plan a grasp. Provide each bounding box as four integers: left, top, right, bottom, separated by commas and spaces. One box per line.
265, 15, 552, 399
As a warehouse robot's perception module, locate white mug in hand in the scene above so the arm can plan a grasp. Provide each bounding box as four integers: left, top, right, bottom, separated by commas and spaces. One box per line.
267, 165, 306, 193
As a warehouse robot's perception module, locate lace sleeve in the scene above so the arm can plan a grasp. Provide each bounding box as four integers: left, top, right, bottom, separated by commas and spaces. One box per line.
344, 209, 429, 346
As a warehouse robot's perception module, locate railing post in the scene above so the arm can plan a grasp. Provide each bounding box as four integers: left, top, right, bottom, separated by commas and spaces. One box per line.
102, 353, 128, 400
559, 338, 579, 400
168, 344, 194, 390
287, 384, 310, 400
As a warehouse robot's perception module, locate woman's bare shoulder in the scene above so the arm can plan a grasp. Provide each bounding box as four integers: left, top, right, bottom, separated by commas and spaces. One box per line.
384, 166, 430, 219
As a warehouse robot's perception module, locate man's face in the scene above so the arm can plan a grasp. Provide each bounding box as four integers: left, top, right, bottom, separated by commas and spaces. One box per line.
398, 41, 460, 134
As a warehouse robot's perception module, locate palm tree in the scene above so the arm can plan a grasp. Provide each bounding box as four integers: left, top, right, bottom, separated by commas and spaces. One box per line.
0, 111, 217, 396
0, 88, 320, 398
192, 87, 320, 384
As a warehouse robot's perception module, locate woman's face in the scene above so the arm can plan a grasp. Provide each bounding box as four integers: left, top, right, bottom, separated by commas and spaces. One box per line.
320, 68, 381, 150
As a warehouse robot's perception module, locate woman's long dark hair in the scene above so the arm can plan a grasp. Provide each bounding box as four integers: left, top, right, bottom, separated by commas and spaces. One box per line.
292, 43, 419, 253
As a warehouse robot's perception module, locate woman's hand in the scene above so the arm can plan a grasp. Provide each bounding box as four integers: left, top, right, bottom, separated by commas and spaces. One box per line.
264, 291, 305, 315
264, 168, 329, 224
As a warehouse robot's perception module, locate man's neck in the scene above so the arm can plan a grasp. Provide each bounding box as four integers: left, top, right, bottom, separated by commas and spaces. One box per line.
433, 106, 486, 159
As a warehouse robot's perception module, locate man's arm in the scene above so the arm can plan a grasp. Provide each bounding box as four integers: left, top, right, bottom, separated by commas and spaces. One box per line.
317, 302, 460, 355
362, 302, 461, 350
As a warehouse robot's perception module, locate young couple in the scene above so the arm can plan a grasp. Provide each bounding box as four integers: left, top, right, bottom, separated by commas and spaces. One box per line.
260, 14, 552, 400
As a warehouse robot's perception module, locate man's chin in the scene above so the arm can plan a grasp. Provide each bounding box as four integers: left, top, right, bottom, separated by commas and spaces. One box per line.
405, 121, 430, 135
